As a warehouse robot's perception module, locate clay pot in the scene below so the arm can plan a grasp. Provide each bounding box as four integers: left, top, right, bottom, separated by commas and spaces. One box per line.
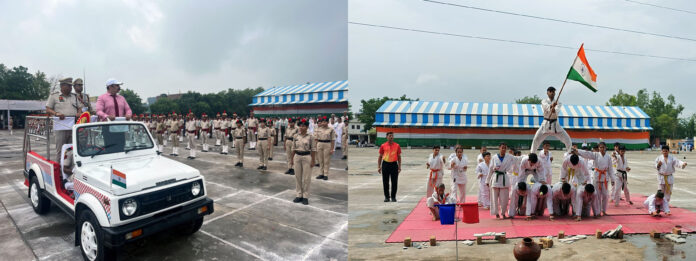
513, 237, 541, 261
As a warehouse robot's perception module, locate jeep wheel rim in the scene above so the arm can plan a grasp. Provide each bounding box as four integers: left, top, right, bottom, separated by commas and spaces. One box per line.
30, 183, 39, 207
81, 221, 98, 261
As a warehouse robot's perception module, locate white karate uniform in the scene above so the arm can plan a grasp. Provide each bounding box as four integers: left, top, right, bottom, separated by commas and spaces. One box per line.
537, 150, 553, 184
575, 185, 599, 217
426, 153, 446, 198
526, 183, 553, 216
654, 155, 687, 202
530, 97, 572, 152
476, 161, 492, 207
560, 155, 590, 187
487, 153, 519, 216
613, 154, 631, 205
508, 184, 529, 217
426, 191, 456, 208
476, 153, 484, 163
643, 194, 670, 214
578, 150, 615, 213
551, 182, 576, 216
518, 156, 547, 185
448, 154, 468, 203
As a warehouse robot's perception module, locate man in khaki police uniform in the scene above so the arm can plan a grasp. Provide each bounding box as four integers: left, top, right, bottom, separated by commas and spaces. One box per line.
230, 112, 238, 148
291, 119, 315, 205
186, 112, 198, 159
284, 118, 298, 175
315, 116, 336, 180
200, 113, 211, 152
46, 77, 79, 159
168, 112, 181, 156
233, 120, 247, 167
268, 119, 276, 161
72, 78, 92, 114
256, 119, 271, 170
247, 112, 258, 150
220, 111, 230, 154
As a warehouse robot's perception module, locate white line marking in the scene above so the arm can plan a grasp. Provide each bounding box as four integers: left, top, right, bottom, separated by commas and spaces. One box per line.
204, 190, 288, 225
239, 241, 286, 261
200, 230, 267, 261
210, 190, 243, 202
301, 221, 348, 261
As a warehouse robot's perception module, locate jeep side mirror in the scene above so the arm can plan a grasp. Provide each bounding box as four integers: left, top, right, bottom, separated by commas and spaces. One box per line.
157, 150, 162, 155
76, 161, 82, 167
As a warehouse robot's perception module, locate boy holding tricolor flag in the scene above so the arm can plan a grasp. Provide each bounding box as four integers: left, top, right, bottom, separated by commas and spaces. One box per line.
530, 44, 597, 153
111, 167, 127, 189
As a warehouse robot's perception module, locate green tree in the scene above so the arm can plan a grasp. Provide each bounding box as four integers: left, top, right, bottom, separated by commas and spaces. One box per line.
120, 88, 146, 115
515, 95, 542, 104
149, 98, 179, 115
358, 95, 417, 131
605, 89, 637, 106
606, 89, 687, 141
0, 64, 51, 100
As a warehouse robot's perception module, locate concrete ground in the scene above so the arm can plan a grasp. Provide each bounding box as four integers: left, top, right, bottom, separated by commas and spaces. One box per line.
348, 146, 695, 261
0, 129, 347, 261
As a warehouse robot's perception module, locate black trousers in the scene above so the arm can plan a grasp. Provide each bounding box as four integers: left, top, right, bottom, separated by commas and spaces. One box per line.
381, 161, 399, 199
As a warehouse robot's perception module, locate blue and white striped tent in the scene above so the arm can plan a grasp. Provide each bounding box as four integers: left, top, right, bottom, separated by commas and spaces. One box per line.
250, 81, 348, 106
374, 100, 652, 131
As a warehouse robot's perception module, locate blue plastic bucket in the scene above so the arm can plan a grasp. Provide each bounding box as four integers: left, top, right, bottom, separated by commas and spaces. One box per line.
437, 204, 456, 225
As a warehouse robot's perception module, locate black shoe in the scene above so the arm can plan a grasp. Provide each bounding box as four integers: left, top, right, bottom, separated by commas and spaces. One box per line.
391, 198, 397, 202
239, 163, 243, 167
315, 164, 320, 167
257, 166, 264, 170
302, 198, 309, 205
202, 150, 208, 152
345, 167, 348, 171
268, 157, 273, 161
285, 169, 292, 174
262, 166, 267, 170
290, 169, 295, 174
293, 197, 302, 203
234, 162, 240, 166
322, 175, 328, 180
384, 198, 390, 202
342, 155, 347, 160
316, 175, 325, 180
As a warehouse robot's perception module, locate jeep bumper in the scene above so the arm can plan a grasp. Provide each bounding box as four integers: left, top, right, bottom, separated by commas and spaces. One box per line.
102, 197, 214, 248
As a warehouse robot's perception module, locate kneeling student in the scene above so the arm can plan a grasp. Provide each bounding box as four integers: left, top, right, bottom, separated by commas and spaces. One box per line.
526, 183, 553, 220
426, 183, 456, 221
644, 190, 670, 217
508, 182, 529, 218
574, 184, 599, 221
552, 182, 575, 218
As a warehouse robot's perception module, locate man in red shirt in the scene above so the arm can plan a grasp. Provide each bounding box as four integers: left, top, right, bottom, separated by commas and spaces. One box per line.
378, 132, 402, 202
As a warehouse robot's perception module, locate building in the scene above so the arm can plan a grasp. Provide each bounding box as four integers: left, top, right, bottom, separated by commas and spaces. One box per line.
373, 100, 652, 150
249, 80, 348, 118
347, 121, 368, 144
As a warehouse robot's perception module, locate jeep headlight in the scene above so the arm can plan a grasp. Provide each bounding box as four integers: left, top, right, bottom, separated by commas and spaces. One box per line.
122, 198, 138, 216
191, 182, 201, 196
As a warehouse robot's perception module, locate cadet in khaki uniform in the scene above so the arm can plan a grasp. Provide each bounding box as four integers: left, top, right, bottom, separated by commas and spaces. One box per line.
247, 113, 259, 150
291, 119, 316, 205
186, 112, 198, 159
72, 78, 92, 114
315, 116, 336, 180
156, 115, 166, 149
284, 119, 298, 175
268, 119, 276, 161
46, 77, 79, 160
233, 120, 247, 167
200, 113, 211, 152
168, 112, 181, 156
342, 119, 349, 160
148, 115, 157, 144
230, 113, 238, 148
220, 112, 230, 154
256, 119, 272, 170
213, 113, 222, 146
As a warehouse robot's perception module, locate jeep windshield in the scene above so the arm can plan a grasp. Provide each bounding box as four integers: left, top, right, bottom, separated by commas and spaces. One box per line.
76, 123, 154, 157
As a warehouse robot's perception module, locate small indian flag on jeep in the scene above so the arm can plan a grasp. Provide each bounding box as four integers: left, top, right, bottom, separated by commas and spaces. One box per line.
111, 168, 127, 189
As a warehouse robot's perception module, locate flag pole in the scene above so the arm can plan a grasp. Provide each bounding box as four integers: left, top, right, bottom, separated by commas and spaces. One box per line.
110, 165, 113, 188
556, 44, 583, 103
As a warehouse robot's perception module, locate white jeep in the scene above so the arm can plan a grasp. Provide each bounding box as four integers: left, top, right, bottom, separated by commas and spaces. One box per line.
22, 116, 214, 261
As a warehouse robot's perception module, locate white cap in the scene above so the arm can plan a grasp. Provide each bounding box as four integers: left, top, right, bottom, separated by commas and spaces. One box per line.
105, 78, 123, 86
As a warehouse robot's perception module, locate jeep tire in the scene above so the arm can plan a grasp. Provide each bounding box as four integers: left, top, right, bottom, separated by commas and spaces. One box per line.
178, 217, 204, 235
78, 210, 115, 261
29, 176, 50, 214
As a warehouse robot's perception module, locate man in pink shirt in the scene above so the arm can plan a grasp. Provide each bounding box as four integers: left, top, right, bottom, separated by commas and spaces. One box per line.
96, 78, 132, 121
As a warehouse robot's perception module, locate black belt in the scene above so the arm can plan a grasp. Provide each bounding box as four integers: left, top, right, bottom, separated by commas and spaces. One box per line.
544, 118, 557, 123
258, 138, 268, 140
318, 139, 331, 143
286, 138, 293, 141
618, 170, 628, 190
495, 171, 506, 186
295, 151, 310, 156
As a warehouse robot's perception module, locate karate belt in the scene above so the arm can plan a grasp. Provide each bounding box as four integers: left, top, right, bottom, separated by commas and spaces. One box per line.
495, 171, 506, 186
597, 169, 608, 191
567, 167, 576, 185
429, 169, 441, 191
617, 170, 627, 190
662, 174, 672, 195
544, 118, 558, 133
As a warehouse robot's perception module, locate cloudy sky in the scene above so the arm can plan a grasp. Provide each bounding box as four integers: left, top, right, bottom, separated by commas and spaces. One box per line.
0, 0, 346, 100
349, 0, 696, 115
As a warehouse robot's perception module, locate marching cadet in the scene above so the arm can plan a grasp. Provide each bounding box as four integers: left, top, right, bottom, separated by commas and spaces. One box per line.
268, 119, 276, 160
163, 113, 171, 146
72, 78, 92, 114
341, 118, 348, 160
576, 142, 615, 216
526, 183, 553, 220
233, 120, 247, 167
644, 190, 670, 216
315, 116, 336, 180
476, 152, 492, 209
256, 119, 272, 170
46, 77, 79, 159
574, 184, 599, 221
220, 111, 230, 155
213, 112, 222, 147
200, 113, 211, 152
156, 115, 166, 149
148, 114, 157, 141
186, 112, 198, 159
230, 112, 238, 148
178, 113, 185, 143
284, 118, 298, 175
508, 182, 529, 218
247, 112, 258, 150
425, 146, 446, 199
530, 86, 572, 153
168, 112, 182, 156
290, 119, 316, 205
655, 145, 688, 202
551, 182, 575, 218
613, 145, 632, 205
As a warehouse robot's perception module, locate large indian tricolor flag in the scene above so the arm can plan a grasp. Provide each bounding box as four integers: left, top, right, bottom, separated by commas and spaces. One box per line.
566, 44, 597, 92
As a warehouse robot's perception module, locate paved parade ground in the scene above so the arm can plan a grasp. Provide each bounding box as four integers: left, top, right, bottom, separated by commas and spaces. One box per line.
0, 130, 347, 260
348, 146, 696, 260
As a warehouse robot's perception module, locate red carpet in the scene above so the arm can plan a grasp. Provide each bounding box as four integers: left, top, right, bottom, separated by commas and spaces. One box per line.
385, 194, 696, 242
